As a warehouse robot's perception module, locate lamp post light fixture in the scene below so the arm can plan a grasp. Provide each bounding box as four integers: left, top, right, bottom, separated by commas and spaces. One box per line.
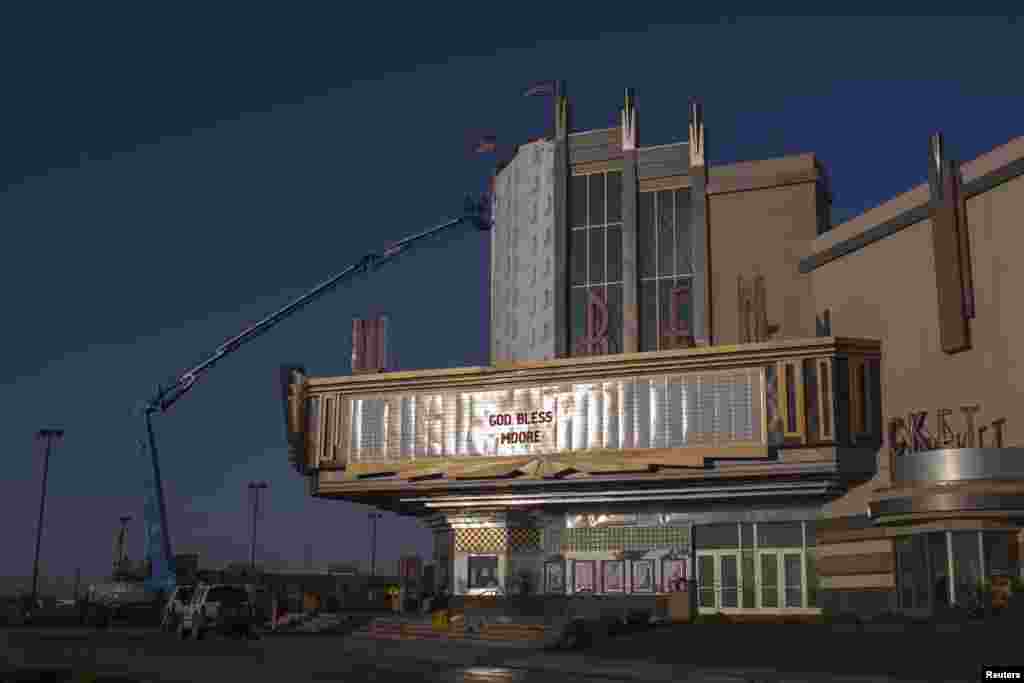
248, 481, 268, 572
31, 429, 64, 609
368, 512, 383, 577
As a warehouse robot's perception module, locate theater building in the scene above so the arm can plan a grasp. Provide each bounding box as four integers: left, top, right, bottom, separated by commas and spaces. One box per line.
281, 85, 1024, 617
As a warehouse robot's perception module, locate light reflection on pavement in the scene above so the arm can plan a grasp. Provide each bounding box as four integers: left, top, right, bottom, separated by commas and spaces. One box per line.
449, 667, 531, 681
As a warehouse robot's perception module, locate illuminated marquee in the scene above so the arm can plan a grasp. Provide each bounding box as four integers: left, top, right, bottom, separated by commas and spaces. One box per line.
327, 368, 765, 464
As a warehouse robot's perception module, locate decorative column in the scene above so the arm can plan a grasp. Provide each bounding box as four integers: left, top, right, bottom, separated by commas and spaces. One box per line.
621, 88, 640, 353
553, 80, 571, 359
688, 101, 712, 346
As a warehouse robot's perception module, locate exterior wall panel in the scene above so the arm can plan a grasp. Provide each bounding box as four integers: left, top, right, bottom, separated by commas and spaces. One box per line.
814, 172, 1024, 519
637, 143, 689, 180
568, 129, 620, 165
492, 140, 558, 363
709, 183, 820, 347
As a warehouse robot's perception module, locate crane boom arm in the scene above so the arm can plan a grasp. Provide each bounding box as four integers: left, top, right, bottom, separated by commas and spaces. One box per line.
138, 195, 490, 594
148, 205, 488, 414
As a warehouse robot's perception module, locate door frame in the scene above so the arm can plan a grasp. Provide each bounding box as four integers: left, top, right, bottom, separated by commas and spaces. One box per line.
755, 547, 806, 609
696, 550, 742, 612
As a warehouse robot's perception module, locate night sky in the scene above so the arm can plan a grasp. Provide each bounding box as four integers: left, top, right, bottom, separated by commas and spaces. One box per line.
3, 12, 1022, 587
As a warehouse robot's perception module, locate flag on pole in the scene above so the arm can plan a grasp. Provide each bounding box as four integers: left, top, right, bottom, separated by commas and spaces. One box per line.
522, 80, 557, 97
475, 135, 497, 153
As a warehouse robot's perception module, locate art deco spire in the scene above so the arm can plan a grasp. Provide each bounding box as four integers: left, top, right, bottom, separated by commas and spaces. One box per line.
621, 87, 637, 151
555, 80, 569, 139
688, 100, 705, 168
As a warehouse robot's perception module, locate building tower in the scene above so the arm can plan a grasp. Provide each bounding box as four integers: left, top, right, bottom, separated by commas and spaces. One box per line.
490, 88, 715, 363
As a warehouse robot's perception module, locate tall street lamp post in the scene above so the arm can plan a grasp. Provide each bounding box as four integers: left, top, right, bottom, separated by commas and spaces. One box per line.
116, 515, 132, 570
368, 512, 383, 577
248, 482, 268, 572
31, 429, 64, 609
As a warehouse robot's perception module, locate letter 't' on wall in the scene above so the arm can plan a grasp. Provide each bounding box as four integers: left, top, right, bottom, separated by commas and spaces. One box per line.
927, 132, 975, 354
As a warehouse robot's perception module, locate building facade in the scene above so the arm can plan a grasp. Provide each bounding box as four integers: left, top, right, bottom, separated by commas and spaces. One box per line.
281, 86, 1024, 617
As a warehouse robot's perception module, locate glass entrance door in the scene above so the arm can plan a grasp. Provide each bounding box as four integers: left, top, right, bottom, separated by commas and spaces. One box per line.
757, 549, 805, 608
697, 554, 715, 609
697, 551, 741, 610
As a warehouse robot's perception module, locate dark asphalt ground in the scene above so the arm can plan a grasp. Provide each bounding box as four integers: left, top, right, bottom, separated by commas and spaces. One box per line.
0, 624, 1001, 682
1, 628, 599, 683
2, 630, 655, 683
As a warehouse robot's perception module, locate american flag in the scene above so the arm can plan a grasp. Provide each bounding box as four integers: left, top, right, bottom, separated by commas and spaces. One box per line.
475, 135, 497, 153
522, 80, 557, 97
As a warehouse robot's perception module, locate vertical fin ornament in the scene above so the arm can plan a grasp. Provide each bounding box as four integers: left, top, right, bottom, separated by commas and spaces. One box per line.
280, 365, 307, 470
688, 99, 710, 344
927, 132, 973, 353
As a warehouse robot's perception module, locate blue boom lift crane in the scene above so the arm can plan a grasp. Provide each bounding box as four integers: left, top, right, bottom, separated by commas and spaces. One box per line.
139, 196, 492, 594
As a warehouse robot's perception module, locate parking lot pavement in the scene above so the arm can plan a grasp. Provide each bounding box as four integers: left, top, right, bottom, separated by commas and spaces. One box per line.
0, 627, 981, 682
1, 628, 666, 682
567, 623, 990, 682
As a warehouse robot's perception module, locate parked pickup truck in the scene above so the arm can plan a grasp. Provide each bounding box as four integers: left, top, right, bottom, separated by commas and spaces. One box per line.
161, 584, 195, 632
179, 584, 258, 640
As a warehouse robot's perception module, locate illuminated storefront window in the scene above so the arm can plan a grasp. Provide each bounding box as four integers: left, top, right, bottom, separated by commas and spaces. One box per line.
695, 521, 815, 611
467, 556, 499, 590
896, 531, 1018, 610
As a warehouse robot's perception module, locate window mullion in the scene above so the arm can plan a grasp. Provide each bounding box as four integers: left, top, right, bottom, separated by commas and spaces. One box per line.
585, 176, 591, 286
604, 173, 609, 286
653, 196, 660, 350
672, 189, 677, 279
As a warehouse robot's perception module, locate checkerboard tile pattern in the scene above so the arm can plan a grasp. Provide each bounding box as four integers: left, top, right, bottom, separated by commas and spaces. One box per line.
454, 527, 542, 553
562, 527, 689, 553
508, 527, 541, 552
455, 527, 507, 553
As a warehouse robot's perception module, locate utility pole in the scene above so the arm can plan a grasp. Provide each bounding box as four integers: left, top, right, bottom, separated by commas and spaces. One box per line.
248, 482, 268, 572
31, 429, 64, 609
368, 512, 383, 577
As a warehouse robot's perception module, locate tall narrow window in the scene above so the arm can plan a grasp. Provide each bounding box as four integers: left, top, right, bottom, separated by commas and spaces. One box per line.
639, 188, 695, 351
570, 171, 623, 356
570, 175, 587, 229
